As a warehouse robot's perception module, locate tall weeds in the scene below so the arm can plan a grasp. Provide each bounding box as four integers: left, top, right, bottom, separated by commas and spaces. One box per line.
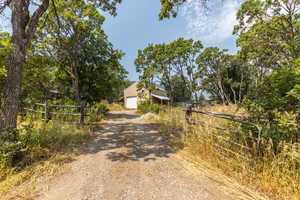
0, 121, 93, 198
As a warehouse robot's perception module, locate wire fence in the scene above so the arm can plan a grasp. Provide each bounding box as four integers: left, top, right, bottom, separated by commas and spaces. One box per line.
23, 102, 93, 125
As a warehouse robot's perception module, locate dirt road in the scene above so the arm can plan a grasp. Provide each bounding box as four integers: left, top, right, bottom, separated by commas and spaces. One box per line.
37, 111, 264, 200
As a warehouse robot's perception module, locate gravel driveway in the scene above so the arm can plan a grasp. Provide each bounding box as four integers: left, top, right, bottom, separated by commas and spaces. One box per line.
37, 111, 264, 200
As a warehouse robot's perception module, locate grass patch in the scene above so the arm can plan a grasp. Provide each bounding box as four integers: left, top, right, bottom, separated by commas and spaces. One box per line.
107, 103, 124, 111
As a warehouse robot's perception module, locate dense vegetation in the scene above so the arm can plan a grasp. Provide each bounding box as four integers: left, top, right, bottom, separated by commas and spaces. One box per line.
0, 0, 179, 129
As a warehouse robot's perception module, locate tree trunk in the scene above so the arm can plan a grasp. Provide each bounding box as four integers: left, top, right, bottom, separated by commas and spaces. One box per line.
0, 47, 25, 129
0, 1, 27, 129
71, 63, 81, 107
238, 72, 244, 102
0, 0, 49, 130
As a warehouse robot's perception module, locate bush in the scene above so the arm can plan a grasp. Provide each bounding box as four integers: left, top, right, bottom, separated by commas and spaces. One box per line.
137, 100, 166, 114
150, 104, 166, 114
107, 103, 124, 111
137, 100, 150, 114
0, 123, 92, 180
87, 103, 109, 122
243, 66, 300, 149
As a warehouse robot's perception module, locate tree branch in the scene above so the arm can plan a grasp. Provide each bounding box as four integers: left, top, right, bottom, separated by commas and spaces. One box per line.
25, 0, 49, 46
0, 0, 12, 14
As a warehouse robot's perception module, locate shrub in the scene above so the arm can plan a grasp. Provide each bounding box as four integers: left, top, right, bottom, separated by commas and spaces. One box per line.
150, 104, 166, 114
137, 100, 150, 114
87, 103, 109, 122
137, 100, 166, 114
243, 66, 300, 149
107, 103, 124, 111
0, 123, 92, 180
0, 128, 24, 171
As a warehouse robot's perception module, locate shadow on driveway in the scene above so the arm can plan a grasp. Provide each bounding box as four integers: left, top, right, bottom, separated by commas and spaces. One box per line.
82, 111, 180, 162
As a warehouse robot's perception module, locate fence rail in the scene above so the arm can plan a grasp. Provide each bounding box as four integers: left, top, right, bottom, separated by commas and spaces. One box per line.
184, 104, 262, 164
24, 102, 88, 125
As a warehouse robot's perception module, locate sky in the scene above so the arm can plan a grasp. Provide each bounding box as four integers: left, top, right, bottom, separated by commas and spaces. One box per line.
103, 0, 241, 81
0, 0, 241, 82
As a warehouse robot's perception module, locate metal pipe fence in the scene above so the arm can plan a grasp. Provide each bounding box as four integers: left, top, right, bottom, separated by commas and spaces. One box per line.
184, 104, 262, 163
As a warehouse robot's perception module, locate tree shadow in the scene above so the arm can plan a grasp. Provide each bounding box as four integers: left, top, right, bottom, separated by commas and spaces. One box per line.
105, 112, 141, 120
81, 118, 180, 162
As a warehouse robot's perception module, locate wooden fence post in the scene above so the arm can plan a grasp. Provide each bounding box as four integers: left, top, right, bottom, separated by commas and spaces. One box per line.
80, 103, 85, 125
29, 104, 35, 125
45, 101, 50, 123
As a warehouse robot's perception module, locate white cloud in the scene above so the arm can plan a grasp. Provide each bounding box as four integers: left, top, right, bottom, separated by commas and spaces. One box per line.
181, 0, 240, 44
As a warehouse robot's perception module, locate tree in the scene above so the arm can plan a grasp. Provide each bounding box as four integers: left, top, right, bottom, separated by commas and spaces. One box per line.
0, 31, 11, 100
135, 44, 161, 100
197, 47, 231, 104
197, 47, 251, 104
158, 0, 209, 19
37, 0, 128, 105
0, 0, 123, 129
234, 0, 300, 71
234, 0, 300, 145
170, 38, 203, 101
169, 75, 191, 102
136, 38, 203, 104
0, 0, 211, 128
21, 54, 57, 106
38, 0, 105, 106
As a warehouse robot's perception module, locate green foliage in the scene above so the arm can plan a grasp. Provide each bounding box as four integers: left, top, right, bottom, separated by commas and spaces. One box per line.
8, 0, 129, 108
159, 0, 187, 19
87, 103, 109, 122
137, 101, 151, 114
197, 47, 250, 104
150, 104, 166, 114
232, 0, 300, 150
234, 0, 300, 70
135, 38, 203, 103
0, 31, 11, 101
137, 101, 166, 114
21, 54, 57, 106
136, 38, 249, 104
243, 65, 300, 147
245, 67, 300, 112
94, 103, 109, 115
107, 103, 124, 111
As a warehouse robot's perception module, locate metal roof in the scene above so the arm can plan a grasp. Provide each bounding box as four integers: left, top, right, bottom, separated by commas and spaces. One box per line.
151, 93, 170, 101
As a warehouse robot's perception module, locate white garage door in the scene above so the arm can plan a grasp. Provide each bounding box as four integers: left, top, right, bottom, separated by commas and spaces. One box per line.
126, 97, 137, 109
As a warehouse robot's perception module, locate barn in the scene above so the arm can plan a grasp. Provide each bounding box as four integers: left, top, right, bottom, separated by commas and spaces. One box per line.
124, 82, 170, 109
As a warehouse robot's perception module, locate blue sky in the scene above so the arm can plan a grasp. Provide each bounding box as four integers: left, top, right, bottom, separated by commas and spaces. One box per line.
0, 0, 241, 81
103, 0, 241, 81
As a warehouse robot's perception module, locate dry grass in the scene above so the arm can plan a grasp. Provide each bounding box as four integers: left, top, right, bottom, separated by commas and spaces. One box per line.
158, 105, 300, 200
107, 103, 124, 111
0, 154, 73, 200
0, 121, 94, 199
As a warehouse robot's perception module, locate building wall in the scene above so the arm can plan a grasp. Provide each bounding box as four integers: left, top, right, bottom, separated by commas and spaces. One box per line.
124, 82, 138, 97
124, 82, 169, 108
124, 82, 149, 105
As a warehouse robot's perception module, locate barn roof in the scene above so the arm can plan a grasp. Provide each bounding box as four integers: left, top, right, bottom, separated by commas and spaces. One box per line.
151, 93, 170, 100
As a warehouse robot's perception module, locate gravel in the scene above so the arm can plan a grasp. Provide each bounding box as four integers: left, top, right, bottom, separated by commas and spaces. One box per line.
36, 111, 262, 200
